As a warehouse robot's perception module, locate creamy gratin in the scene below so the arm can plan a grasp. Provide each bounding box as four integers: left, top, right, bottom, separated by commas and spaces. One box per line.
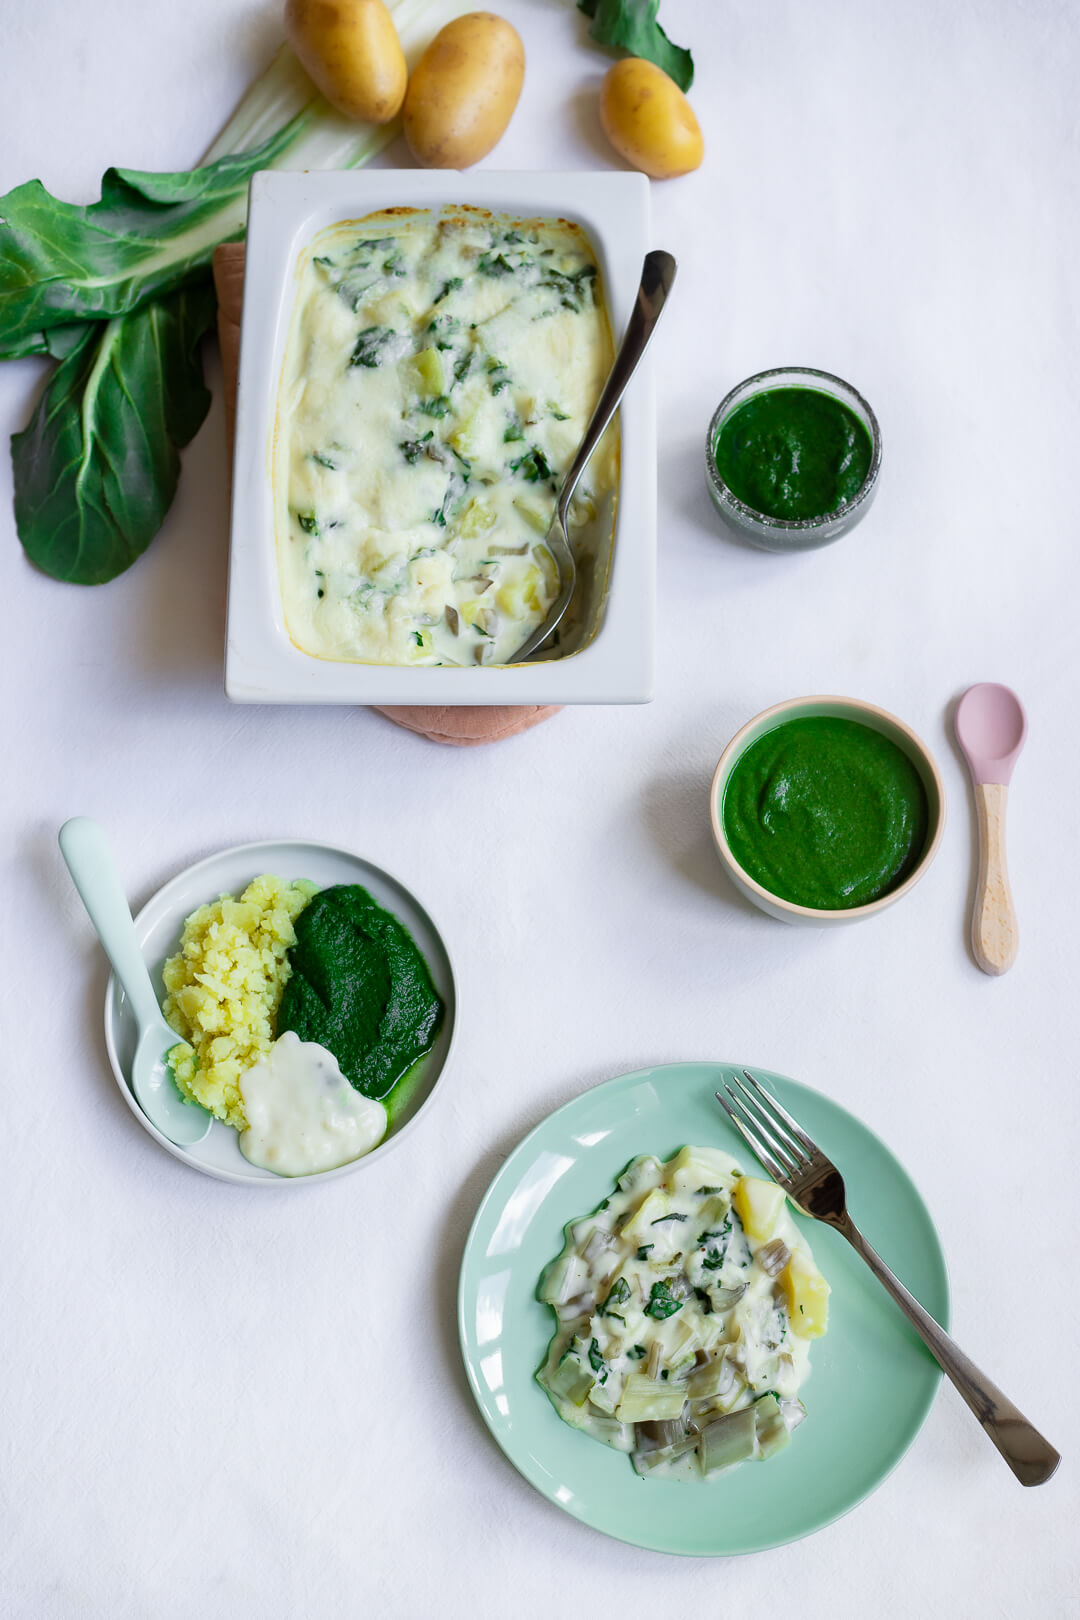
274, 208, 618, 666
537, 1147, 830, 1480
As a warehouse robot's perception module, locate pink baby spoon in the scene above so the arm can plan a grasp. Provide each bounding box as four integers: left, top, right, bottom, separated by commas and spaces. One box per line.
954, 683, 1027, 975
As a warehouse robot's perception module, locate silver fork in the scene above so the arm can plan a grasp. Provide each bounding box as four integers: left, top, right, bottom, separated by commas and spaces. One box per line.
716, 1068, 1060, 1486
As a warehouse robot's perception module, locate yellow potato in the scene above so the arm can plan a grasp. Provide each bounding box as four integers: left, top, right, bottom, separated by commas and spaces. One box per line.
733, 1175, 786, 1241
403, 12, 525, 169
779, 1251, 831, 1338
285, 0, 407, 123
599, 57, 704, 180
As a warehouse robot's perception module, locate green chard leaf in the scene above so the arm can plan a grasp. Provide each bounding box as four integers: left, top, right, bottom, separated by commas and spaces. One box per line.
0, 119, 303, 360
510, 446, 553, 483
350, 325, 408, 368
12, 279, 216, 584
644, 1280, 684, 1320
577, 0, 694, 92
601, 1276, 632, 1315
0, 36, 421, 583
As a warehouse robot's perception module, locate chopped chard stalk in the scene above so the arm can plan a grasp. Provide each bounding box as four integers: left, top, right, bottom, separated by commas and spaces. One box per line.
699, 1407, 757, 1475
756, 1238, 792, 1276
708, 1282, 748, 1311
632, 1434, 699, 1476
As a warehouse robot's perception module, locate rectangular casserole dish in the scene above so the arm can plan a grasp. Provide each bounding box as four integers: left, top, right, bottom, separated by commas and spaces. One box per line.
225, 169, 654, 705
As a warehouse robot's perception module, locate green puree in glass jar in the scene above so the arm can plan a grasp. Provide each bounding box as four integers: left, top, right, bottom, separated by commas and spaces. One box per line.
713, 387, 873, 521
723, 717, 930, 910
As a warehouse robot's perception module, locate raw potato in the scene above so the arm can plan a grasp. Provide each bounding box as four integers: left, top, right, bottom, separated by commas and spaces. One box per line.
285, 0, 407, 123
403, 12, 525, 169
599, 57, 704, 180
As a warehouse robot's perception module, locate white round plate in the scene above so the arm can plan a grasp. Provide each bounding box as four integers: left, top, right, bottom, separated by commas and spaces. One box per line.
103, 839, 456, 1185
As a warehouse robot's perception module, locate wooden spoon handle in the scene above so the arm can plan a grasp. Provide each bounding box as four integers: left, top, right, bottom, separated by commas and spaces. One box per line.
972, 783, 1019, 975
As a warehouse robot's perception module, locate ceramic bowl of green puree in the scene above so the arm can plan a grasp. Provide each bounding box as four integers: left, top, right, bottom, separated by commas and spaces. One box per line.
710, 697, 945, 925
706, 368, 881, 551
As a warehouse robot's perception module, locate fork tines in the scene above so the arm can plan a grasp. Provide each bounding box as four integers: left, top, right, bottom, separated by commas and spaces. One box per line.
715, 1069, 815, 1183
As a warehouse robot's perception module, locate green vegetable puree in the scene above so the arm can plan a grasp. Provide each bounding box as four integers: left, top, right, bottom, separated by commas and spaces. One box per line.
277, 885, 444, 1115
713, 387, 873, 522
722, 717, 929, 910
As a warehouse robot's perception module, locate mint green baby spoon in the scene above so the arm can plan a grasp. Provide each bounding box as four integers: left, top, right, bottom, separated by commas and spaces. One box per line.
59, 817, 213, 1146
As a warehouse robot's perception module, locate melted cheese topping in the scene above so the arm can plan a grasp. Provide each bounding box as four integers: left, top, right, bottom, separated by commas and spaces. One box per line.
274, 209, 618, 666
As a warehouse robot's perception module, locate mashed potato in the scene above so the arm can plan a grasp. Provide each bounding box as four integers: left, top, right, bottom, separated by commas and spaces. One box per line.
162, 875, 318, 1130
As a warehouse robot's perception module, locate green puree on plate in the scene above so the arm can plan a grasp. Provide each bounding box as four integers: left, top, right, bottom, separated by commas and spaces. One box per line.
277, 885, 444, 1120
723, 718, 929, 909
713, 387, 873, 522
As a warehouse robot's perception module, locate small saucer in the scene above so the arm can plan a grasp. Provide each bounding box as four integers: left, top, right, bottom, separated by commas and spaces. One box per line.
103, 839, 457, 1185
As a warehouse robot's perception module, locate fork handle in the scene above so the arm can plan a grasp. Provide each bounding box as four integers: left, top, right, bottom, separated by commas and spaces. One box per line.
837, 1214, 1060, 1486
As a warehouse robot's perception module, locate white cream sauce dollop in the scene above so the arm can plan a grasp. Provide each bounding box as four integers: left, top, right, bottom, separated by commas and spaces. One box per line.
238, 1031, 387, 1177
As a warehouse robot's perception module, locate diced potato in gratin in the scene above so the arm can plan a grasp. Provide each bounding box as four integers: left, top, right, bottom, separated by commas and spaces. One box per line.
274, 208, 618, 667
536, 1147, 829, 1480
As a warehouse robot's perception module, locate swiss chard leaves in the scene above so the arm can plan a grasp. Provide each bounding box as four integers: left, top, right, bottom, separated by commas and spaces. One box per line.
578, 0, 694, 92
0, 117, 302, 361
12, 279, 216, 584
644, 1280, 684, 1320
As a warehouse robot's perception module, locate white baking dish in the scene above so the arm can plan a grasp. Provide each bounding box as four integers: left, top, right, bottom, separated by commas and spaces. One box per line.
225, 169, 655, 706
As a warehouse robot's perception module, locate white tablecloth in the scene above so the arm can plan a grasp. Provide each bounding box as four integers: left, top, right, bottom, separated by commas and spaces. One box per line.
2, 2, 1077, 1613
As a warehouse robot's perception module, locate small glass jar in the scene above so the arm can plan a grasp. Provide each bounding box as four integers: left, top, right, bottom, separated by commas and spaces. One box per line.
705, 366, 882, 552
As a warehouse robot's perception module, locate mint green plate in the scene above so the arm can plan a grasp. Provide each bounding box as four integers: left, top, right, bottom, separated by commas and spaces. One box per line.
458, 1062, 948, 1556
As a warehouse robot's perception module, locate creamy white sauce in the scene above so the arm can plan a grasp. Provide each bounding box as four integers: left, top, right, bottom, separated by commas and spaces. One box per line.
537, 1147, 827, 1480
238, 1031, 387, 1177
274, 208, 618, 667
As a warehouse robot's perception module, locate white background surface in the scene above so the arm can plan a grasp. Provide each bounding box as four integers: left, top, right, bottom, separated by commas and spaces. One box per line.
1, 1, 1077, 1614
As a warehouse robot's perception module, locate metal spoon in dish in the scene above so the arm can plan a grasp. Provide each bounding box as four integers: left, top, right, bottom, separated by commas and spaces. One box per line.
954, 683, 1027, 975
59, 817, 213, 1145
508, 249, 677, 664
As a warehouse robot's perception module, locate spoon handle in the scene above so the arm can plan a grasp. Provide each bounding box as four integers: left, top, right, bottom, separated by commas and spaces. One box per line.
59, 817, 162, 1029
556, 249, 677, 526
971, 783, 1019, 975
